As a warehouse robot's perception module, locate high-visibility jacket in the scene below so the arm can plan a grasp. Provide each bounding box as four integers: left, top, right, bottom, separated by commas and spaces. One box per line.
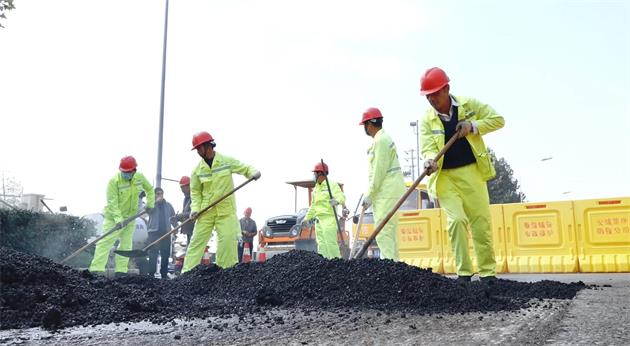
304, 180, 346, 221
366, 129, 405, 202
104, 171, 155, 223
190, 152, 256, 216
420, 95, 505, 196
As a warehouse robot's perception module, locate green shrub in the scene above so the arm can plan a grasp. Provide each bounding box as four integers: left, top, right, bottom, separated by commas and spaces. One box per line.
0, 209, 97, 267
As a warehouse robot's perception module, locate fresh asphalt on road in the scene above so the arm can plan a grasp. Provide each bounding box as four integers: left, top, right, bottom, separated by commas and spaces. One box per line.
1, 273, 628, 345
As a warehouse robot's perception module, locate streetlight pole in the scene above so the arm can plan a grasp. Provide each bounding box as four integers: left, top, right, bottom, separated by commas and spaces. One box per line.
410, 121, 421, 177
155, 0, 169, 188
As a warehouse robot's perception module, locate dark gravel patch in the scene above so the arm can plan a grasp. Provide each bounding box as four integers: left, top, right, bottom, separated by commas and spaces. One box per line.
0, 246, 587, 330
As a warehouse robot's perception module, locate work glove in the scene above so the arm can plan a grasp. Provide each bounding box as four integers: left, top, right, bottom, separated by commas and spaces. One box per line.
329, 198, 339, 207
424, 159, 438, 176
115, 221, 126, 229
362, 196, 372, 209
455, 120, 472, 138
190, 211, 199, 219
342, 207, 350, 217
300, 219, 313, 229
252, 171, 262, 180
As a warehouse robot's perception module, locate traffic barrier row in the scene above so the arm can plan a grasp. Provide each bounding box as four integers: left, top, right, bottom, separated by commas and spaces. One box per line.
397, 197, 630, 273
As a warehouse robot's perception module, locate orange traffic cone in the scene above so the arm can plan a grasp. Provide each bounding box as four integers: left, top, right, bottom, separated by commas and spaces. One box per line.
258, 249, 266, 263
201, 246, 211, 266
242, 242, 252, 263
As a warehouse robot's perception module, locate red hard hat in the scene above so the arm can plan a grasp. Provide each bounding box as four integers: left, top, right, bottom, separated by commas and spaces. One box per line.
359, 107, 383, 125
191, 131, 214, 150
179, 176, 190, 186
420, 67, 450, 95
119, 156, 137, 172
313, 162, 329, 174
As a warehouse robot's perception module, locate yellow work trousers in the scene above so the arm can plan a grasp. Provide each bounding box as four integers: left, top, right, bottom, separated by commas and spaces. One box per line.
182, 209, 239, 273
89, 219, 135, 273
315, 216, 341, 259
436, 163, 495, 277
373, 198, 400, 261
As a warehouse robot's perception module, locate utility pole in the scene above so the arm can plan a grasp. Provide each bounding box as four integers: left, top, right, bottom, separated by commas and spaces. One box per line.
155, 0, 169, 188
410, 121, 421, 177
404, 149, 416, 181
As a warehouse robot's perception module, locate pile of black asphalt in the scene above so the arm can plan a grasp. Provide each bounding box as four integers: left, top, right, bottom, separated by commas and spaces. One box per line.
0, 246, 586, 330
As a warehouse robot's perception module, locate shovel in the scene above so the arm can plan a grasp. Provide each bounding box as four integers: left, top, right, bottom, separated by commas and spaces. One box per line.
61, 209, 147, 264
349, 204, 366, 259
320, 159, 346, 248
114, 177, 255, 258
354, 132, 460, 259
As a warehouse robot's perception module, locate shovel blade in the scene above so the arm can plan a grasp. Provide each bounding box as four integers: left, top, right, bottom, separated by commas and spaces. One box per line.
113, 249, 148, 258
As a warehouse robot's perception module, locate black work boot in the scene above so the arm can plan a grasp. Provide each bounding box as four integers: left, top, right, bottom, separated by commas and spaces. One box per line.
456, 275, 472, 284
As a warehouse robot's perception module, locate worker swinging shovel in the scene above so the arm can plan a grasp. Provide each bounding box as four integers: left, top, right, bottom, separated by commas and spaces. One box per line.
61, 209, 148, 264
114, 177, 256, 259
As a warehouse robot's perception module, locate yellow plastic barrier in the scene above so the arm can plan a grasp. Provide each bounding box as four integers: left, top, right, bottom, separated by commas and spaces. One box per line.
503, 201, 578, 272
397, 209, 444, 273
573, 197, 630, 272
442, 204, 508, 274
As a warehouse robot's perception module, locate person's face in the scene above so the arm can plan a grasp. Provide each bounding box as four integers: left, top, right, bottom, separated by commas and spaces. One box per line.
156, 191, 164, 202
426, 85, 450, 113
244, 209, 252, 218
180, 184, 190, 196
196, 143, 213, 159
315, 172, 326, 184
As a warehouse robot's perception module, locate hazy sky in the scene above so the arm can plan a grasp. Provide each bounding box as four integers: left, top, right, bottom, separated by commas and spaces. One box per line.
1, 0, 629, 229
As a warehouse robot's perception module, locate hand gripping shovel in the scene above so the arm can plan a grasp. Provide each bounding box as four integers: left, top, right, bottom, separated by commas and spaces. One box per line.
354, 132, 461, 259
114, 177, 255, 258
320, 159, 346, 248
61, 209, 147, 264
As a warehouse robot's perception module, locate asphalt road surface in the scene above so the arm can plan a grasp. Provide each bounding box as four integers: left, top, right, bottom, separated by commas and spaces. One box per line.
1, 273, 628, 345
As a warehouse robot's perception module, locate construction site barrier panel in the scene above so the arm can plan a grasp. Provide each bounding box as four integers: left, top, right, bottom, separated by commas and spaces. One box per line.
503, 201, 578, 273
442, 204, 508, 274
573, 197, 630, 272
397, 209, 444, 273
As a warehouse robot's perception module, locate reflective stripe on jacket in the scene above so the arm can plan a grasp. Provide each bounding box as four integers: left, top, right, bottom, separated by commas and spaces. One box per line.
190, 152, 256, 216
304, 180, 346, 221
420, 95, 505, 196
104, 171, 155, 223
366, 129, 406, 201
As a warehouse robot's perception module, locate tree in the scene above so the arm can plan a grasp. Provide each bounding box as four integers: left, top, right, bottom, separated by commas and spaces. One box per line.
1, 172, 23, 208
0, 0, 15, 28
487, 149, 526, 204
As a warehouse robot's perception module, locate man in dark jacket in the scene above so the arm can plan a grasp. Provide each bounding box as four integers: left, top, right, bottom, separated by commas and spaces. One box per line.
238, 207, 257, 263
146, 187, 177, 279
176, 176, 195, 244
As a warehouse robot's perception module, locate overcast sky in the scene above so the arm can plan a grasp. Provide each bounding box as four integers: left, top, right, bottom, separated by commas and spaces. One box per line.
1, 0, 629, 229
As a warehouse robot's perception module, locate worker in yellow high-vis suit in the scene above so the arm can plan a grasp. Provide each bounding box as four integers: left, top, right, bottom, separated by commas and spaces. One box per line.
302, 162, 349, 259
182, 131, 261, 272
360, 108, 406, 261
419, 67, 505, 283
89, 155, 154, 276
